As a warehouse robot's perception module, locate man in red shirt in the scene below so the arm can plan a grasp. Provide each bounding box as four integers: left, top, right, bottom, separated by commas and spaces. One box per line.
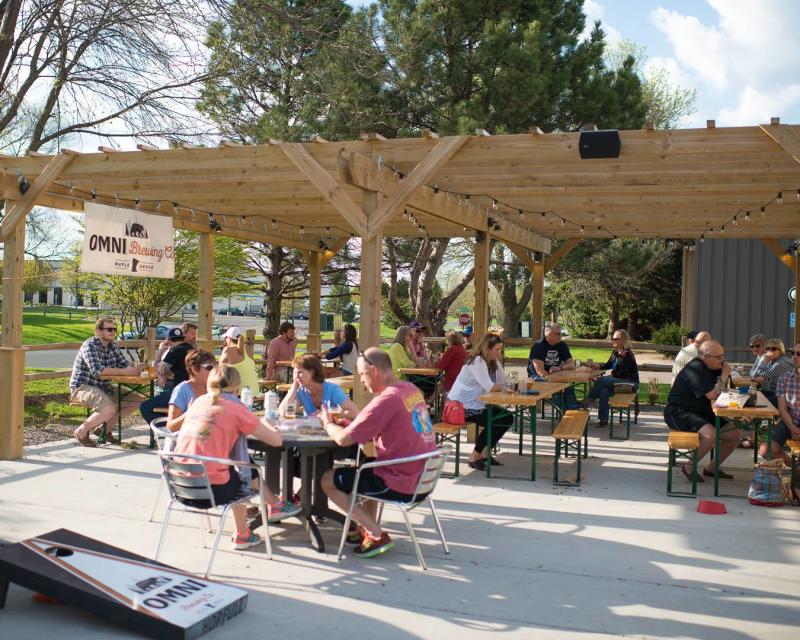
320, 347, 436, 558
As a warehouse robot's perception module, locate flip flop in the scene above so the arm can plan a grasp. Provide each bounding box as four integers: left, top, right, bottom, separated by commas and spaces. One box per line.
704, 469, 734, 480
681, 465, 703, 483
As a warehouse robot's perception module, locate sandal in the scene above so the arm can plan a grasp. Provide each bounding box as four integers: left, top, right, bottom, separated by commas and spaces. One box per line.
468, 459, 486, 471
704, 468, 734, 480
681, 465, 703, 483
73, 429, 96, 448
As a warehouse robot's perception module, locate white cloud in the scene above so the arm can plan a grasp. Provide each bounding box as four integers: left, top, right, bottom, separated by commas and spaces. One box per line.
582, 0, 622, 49
718, 85, 800, 126
650, 0, 800, 125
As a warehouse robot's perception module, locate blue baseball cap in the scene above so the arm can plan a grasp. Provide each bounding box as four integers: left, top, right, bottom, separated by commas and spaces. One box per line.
462, 326, 474, 336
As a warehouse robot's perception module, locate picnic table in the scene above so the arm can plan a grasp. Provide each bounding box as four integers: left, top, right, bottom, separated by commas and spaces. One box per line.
479, 381, 571, 480
99, 372, 156, 447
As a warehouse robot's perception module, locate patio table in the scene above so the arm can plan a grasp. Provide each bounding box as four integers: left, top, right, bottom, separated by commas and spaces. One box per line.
547, 367, 603, 409
712, 391, 779, 497
99, 373, 155, 447
248, 418, 344, 552
479, 381, 571, 480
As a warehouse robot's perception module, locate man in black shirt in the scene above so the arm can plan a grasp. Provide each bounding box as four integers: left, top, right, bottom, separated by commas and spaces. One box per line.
528, 322, 579, 410
140, 328, 193, 425
664, 340, 740, 482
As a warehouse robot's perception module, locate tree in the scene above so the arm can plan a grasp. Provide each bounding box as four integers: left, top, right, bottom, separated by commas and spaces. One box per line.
97, 232, 255, 336
489, 242, 533, 337
369, 1, 646, 332
605, 39, 697, 129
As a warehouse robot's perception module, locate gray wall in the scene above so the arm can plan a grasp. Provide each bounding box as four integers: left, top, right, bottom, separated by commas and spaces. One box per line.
692, 238, 795, 362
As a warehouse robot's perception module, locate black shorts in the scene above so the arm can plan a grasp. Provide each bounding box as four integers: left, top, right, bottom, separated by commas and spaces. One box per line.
664, 405, 718, 433
179, 465, 252, 509
772, 421, 797, 447
333, 466, 425, 503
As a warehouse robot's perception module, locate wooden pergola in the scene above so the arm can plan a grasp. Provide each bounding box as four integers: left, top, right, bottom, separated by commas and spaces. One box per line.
1, 122, 799, 459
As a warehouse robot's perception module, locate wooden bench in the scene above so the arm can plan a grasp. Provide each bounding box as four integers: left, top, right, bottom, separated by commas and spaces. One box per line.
433, 421, 475, 478
667, 431, 700, 498
68, 401, 114, 444
550, 410, 589, 486
608, 394, 636, 440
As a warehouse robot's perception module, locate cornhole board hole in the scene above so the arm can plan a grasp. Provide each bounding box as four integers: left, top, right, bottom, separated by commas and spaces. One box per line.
0, 529, 247, 640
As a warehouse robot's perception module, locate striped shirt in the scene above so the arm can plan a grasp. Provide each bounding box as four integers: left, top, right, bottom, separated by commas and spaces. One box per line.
759, 356, 794, 393
776, 368, 800, 425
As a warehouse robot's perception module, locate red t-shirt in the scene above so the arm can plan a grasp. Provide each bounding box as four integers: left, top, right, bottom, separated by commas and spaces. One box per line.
343, 382, 436, 494
175, 395, 260, 484
438, 344, 468, 391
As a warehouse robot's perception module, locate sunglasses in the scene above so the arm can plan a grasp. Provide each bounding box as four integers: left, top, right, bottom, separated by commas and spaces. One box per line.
766, 347, 780, 352
198, 363, 215, 371
359, 351, 375, 367
750, 344, 762, 348
101, 327, 117, 332
792, 351, 800, 357
612, 337, 622, 341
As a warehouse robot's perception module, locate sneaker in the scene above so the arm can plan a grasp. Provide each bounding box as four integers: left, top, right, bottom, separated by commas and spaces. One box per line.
232, 531, 262, 550
346, 524, 365, 544
353, 532, 394, 558
267, 499, 302, 523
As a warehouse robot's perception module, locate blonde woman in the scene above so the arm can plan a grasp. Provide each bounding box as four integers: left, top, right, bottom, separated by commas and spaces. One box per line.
387, 325, 434, 396
447, 333, 514, 470
174, 365, 300, 550
753, 338, 794, 406
587, 329, 639, 428
219, 326, 259, 394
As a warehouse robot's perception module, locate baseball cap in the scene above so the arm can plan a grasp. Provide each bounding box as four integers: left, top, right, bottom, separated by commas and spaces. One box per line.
408, 320, 424, 330
686, 330, 698, 341
462, 326, 474, 336
222, 326, 241, 340
167, 327, 184, 341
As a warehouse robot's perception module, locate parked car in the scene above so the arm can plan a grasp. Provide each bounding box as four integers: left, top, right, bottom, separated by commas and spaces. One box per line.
228, 307, 244, 316
121, 324, 170, 340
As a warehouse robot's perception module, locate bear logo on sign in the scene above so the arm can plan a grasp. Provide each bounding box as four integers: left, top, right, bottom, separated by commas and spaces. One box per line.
125, 219, 148, 238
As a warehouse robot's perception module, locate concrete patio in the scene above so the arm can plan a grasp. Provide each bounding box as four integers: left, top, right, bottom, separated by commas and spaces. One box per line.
1, 414, 798, 639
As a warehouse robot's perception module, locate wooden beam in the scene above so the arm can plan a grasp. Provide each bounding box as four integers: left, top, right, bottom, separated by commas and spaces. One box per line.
0, 208, 25, 460
320, 237, 349, 267
305, 250, 323, 352
759, 123, 800, 165
342, 149, 550, 253
531, 261, 545, 342
281, 143, 367, 236
365, 135, 469, 238
136, 143, 158, 151
197, 233, 214, 352
544, 239, 580, 272
473, 234, 490, 338
0, 151, 76, 239
505, 243, 537, 272
761, 239, 797, 271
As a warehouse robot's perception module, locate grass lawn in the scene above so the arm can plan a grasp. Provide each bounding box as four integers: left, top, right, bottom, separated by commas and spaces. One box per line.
8, 308, 97, 344
24, 369, 85, 425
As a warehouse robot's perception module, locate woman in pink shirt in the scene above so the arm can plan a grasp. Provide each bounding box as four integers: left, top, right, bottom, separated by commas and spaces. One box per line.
174, 365, 299, 550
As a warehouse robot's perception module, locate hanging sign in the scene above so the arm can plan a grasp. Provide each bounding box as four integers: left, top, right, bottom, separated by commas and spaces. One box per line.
81, 203, 174, 278
458, 313, 472, 327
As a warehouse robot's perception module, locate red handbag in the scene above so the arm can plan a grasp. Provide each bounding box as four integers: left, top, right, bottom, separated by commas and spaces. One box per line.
443, 400, 465, 425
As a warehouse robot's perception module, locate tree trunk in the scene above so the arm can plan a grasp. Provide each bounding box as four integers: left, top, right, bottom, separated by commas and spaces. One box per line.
262, 246, 285, 338
607, 297, 620, 339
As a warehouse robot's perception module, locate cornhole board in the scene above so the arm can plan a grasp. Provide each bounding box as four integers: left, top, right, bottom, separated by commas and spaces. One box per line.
0, 529, 247, 640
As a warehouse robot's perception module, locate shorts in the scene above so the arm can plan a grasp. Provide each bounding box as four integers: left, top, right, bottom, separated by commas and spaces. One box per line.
664, 405, 729, 433
70, 385, 117, 413
178, 466, 253, 509
333, 466, 424, 503
771, 421, 799, 448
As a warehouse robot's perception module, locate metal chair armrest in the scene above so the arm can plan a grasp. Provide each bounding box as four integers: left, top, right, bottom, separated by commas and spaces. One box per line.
357, 449, 443, 471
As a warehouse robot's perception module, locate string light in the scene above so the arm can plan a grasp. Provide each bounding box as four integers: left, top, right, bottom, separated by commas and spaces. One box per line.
777, 191, 783, 204
744, 211, 750, 222
731, 215, 737, 225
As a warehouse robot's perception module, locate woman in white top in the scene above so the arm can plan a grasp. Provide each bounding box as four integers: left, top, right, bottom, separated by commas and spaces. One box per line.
447, 333, 515, 470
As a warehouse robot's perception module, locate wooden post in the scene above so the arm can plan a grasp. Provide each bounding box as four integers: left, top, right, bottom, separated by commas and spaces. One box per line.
0, 213, 26, 460
306, 251, 322, 353
795, 255, 800, 345
197, 232, 215, 353
354, 190, 382, 411
680, 245, 696, 330
145, 327, 157, 365
531, 259, 545, 341
473, 234, 490, 337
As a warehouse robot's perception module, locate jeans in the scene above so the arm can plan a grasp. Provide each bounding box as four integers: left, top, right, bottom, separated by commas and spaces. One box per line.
140, 388, 171, 425
588, 376, 638, 422
531, 372, 579, 412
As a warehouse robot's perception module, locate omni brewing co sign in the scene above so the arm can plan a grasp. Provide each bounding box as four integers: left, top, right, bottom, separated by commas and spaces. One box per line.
81, 202, 175, 278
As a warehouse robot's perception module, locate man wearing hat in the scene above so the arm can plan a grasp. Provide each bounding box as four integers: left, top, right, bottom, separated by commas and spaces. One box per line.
140, 327, 194, 425
408, 320, 427, 360
462, 325, 474, 349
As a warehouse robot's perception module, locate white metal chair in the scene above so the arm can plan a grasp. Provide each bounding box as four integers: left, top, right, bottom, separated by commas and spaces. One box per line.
154, 450, 272, 578
336, 448, 449, 570
148, 418, 178, 523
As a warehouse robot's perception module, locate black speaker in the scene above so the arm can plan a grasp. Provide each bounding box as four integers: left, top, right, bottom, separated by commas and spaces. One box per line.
579, 129, 621, 159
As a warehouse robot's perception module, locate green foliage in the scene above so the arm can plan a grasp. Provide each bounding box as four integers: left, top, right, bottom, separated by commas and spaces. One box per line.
651, 321, 688, 357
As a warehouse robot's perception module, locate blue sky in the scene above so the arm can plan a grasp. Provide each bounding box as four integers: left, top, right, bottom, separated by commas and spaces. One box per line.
346, 0, 800, 128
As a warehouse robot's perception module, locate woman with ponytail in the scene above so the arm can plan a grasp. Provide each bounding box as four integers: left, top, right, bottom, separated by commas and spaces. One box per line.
219, 326, 259, 395
174, 365, 300, 550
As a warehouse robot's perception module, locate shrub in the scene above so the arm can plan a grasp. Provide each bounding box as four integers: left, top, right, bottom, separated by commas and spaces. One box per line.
651, 321, 687, 358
